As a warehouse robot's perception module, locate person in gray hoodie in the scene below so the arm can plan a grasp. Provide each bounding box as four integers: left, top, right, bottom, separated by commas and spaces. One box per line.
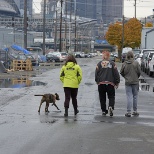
120, 51, 141, 117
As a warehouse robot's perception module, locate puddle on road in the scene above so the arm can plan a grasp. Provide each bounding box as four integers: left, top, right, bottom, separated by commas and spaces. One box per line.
0, 78, 47, 88
139, 78, 154, 92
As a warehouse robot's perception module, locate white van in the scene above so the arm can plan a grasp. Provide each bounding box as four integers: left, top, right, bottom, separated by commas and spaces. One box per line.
122, 47, 132, 54
121, 47, 132, 62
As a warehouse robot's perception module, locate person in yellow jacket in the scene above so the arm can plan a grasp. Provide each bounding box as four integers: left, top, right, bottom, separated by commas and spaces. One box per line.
60, 54, 82, 117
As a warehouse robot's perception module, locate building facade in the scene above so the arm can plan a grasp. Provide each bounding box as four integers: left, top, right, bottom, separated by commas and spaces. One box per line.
14, 0, 33, 16
66, 0, 123, 24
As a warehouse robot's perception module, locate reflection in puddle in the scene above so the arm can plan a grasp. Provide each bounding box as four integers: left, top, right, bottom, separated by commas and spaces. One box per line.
140, 84, 154, 92
0, 78, 47, 88
139, 78, 154, 92
139, 78, 146, 83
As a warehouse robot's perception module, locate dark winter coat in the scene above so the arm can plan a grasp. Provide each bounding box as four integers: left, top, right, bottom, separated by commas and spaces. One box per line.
95, 60, 120, 86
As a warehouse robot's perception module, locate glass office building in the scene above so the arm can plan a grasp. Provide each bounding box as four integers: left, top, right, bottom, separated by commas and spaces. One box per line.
66, 0, 123, 24
14, 0, 33, 16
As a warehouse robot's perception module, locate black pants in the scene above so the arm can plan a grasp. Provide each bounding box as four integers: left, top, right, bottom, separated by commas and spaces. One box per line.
98, 84, 115, 112
64, 87, 78, 110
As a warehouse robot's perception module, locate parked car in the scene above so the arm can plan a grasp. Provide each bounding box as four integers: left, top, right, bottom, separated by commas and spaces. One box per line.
121, 47, 132, 62
134, 53, 141, 66
140, 51, 150, 72
136, 49, 154, 68
75, 52, 85, 58
25, 54, 37, 66
109, 54, 116, 62
90, 52, 96, 57
140, 50, 154, 72
111, 52, 118, 58
14, 54, 27, 60
46, 53, 60, 62
140, 49, 154, 57
147, 54, 154, 76
84, 53, 92, 58
145, 52, 154, 75
52, 52, 68, 62
132, 49, 141, 56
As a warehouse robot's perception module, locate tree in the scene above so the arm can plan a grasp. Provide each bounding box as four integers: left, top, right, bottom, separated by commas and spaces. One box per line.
124, 18, 142, 49
145, 22, 153, 27
105, 18, 142, 50
105, 22, 122, 50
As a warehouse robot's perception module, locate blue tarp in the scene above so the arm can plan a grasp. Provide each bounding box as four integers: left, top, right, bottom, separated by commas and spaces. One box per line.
95, 39, 108, 44
39, 55, 46, 62
11, 44, 31, 54
3, 48, 9, 52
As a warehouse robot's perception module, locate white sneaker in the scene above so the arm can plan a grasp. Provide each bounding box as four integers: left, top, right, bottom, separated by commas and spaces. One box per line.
132, 111, 139, 116
108, 107, 113, 117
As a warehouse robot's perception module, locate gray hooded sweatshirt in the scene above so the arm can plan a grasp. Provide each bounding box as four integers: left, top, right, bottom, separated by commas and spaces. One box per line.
120, 58, 141, 85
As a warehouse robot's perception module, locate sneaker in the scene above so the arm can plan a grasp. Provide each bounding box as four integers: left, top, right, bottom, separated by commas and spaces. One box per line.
102, 110, 108, 116
132, 111, 139, 116
74, 109, 79, 115
108, 106, 113, 117
125, 112, 131, 117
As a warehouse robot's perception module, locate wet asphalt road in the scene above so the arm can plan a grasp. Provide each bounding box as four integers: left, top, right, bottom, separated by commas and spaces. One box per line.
0, 57, 154, 154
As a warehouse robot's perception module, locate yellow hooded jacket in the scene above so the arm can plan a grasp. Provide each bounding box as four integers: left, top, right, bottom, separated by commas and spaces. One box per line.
60, 62, 82, 88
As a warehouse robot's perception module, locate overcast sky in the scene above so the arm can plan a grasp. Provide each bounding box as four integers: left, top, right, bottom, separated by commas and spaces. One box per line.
33, 0, 154, 18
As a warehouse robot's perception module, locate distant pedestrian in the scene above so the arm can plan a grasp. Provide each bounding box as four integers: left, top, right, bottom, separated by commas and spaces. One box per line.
95, 51, 120, 117
60, 54, 82, 117
120, 51, 141, 117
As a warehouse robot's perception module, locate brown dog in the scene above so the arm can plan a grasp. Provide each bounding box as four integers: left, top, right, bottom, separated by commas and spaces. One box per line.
35, 93, 60, 113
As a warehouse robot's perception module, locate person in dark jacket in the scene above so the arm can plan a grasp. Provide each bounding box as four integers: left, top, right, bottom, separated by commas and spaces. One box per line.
120, 51, 141, 117
60, 55, 82, 117
95, 51, 120, 117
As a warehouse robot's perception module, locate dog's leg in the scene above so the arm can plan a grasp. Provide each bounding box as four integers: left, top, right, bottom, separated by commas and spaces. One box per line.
45, 101, 50, 112
52, 103, 60, 110
38, 100, 44, 112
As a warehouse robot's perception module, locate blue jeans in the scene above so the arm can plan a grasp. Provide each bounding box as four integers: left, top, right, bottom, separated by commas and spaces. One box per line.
125, 84, 139, 112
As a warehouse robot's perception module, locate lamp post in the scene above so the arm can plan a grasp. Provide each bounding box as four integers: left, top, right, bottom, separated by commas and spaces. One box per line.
24, 0, 27, 49
43, 0, 46, 55
54, 1, 58, 51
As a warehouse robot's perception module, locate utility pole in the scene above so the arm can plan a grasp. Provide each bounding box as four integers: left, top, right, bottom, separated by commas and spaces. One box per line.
74, 10, 77, 52
121, 15, 125, 61
54, 0, 57, 51
74, 0, 77, 52
24, 0, 27, 49
65, 0, 67, 51
43, 0, 46, 55
59, 0, 63, 52
69, 0, 72, 53
134, 0, 137, 18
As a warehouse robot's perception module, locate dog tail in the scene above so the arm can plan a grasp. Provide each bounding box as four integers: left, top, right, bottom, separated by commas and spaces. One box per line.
34, 95, 44, 96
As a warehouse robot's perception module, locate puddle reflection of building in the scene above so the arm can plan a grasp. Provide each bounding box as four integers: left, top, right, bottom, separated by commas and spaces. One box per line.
139, 78, 146, 83
0, 78, 47, 88
141, 84, 150, 91
0, 79, 12, 88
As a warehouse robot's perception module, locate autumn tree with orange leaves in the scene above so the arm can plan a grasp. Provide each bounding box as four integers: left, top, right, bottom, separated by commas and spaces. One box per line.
105, 22, 122, 50
145, 22, 153, 27
105, 18, 142, 51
